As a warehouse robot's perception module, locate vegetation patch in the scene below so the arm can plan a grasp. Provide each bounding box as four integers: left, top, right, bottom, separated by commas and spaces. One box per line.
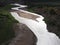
0, 4, 18, 45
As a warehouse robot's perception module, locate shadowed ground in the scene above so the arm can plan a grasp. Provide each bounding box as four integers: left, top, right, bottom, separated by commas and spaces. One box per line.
9, 23, 37, 45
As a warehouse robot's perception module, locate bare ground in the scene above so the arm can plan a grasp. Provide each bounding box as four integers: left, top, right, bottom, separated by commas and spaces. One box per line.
9, 23, 37, 45
13, 10, 40, 21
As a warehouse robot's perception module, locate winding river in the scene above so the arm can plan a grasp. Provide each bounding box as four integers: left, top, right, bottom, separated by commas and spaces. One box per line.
10, 3, 60, 45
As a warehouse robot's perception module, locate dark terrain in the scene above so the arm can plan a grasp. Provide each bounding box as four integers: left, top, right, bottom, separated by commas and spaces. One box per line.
27, 5, 60, 38
0, 0, 60, 45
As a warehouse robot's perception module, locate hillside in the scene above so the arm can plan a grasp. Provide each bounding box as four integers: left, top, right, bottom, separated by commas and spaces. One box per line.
0, 4, 18, 45
27, 5, 60, 38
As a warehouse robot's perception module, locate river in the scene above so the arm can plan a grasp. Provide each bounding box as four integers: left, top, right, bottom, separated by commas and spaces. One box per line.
10, 3, 60, 45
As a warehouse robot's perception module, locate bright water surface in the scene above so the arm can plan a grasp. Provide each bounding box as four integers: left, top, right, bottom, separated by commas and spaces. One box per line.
10, 3, 60, 45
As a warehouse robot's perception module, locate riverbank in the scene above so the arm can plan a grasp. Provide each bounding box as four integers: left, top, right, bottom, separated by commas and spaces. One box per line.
0, 4, 18, 45
27, 5, 60, 38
